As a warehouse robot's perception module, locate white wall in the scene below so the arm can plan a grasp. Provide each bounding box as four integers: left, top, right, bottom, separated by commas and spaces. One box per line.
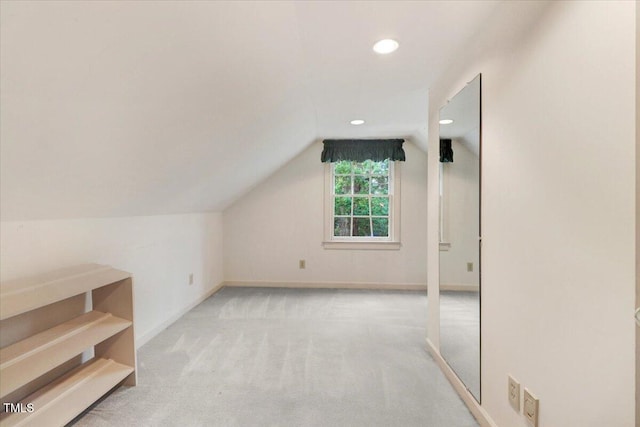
223, 140, 428, 287
440, 140, 480, 287
0, 213, 224, 347
428, 1, 636, 426
636, 2, 640, 423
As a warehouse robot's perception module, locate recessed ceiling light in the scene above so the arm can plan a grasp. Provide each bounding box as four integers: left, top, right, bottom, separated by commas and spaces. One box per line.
373, 39, 399, 54
350, 119, 365, 125
439, 119, 454, 125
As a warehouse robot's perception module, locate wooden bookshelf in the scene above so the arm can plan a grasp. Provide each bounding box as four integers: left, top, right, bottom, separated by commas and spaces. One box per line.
0, 358, 133, 427
0, 264, 136, 426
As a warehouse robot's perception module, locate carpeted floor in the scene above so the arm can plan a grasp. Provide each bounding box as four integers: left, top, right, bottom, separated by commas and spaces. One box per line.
440, 291, 480, 401
73, 287, 478, 427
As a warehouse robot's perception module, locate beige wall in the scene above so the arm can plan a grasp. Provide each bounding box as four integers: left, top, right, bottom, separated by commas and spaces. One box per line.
223, 140, 428, 287
440, 140, 480, 287
0, 213, 224, 347
428, 1, 636, 426
636, 1, 639, 424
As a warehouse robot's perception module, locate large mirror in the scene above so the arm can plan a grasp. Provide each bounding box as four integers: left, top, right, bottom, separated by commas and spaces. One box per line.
439, 74, 481, 402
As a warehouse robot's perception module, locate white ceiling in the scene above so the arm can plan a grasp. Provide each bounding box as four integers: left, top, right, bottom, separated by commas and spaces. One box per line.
439, 74, 481, 156
0, 0, 500, 220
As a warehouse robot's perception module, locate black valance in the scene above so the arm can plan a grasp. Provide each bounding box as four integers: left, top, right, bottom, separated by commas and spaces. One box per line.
321, 139, 405, 163
440, 139, 453, 163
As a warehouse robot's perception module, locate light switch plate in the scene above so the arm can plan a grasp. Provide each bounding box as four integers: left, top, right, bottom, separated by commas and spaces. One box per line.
523, 388, 539, 426
508, 375, 520, 411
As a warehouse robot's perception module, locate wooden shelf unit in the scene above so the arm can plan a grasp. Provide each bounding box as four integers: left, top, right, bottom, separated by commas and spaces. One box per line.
0, 264, 137, 427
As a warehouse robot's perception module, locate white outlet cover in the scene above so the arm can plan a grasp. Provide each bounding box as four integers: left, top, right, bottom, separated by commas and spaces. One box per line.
508, 375, 520, 411
523, 388, 539, 427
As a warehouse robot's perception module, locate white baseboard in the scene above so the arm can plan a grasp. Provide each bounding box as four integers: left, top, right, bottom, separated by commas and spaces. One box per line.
440, 284, 480, 292
136, 282, 224, 348
223, 280, 427, 291
426, 338, 498, 427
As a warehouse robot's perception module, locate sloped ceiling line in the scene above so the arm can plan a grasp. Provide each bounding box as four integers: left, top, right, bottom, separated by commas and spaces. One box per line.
0, 1, 500, 220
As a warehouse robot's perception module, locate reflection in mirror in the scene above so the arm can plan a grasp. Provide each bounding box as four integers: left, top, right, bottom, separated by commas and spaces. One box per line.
439, 74, 481, 402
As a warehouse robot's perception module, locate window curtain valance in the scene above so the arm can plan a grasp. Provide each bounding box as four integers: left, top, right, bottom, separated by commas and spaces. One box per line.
440, 138, 453, 163
321, 139, 406, 163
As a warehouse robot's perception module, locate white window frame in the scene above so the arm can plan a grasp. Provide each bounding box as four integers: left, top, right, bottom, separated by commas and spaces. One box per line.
323, 160, 401, 250
439, 162, 451, 252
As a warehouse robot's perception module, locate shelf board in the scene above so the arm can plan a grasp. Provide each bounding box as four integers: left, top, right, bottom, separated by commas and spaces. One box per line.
0, 357, 133, 427
0, 311, 131, 398
0, 264, 131, 321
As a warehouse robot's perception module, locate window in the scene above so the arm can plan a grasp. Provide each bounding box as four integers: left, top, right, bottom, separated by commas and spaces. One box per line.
324, 159, 401, 250
333, 159, 391, 238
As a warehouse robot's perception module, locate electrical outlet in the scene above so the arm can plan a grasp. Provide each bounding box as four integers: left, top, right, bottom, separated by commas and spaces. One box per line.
467, 262, 474, 272
189, 273, 194, 285
508, 375, 520, 411
299, 260, 306, 269
523, 388, 539, 427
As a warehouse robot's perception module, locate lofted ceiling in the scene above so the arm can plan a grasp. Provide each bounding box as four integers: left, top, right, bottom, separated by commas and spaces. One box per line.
0, 0, 500, 220
439, 75, 481, 156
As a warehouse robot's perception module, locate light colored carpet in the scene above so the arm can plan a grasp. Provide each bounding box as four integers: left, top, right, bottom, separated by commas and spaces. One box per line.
440, 291, 480, 401
73, 287, 478, 427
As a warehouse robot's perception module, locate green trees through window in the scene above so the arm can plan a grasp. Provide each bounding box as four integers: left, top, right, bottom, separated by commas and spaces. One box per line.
332, 160, 391, 238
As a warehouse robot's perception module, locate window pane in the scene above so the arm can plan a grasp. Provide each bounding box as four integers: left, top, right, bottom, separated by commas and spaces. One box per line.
330, 158, 393, 241
371, 160, 389, 175
334, 218, 351, 236
352, 218, 371, 236
370, 176, 389, 195
371, 197, 389, 216
353, 176, 369, 194
334, 176, 351, 195
372, 218, 389, 237
334, 161, 352, 174
353, 197, 370, 215
334, 197, 352, 215
353, 162, 369, 174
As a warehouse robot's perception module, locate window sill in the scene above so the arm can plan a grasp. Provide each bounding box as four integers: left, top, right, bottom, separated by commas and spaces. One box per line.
322, 241, 401, 250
